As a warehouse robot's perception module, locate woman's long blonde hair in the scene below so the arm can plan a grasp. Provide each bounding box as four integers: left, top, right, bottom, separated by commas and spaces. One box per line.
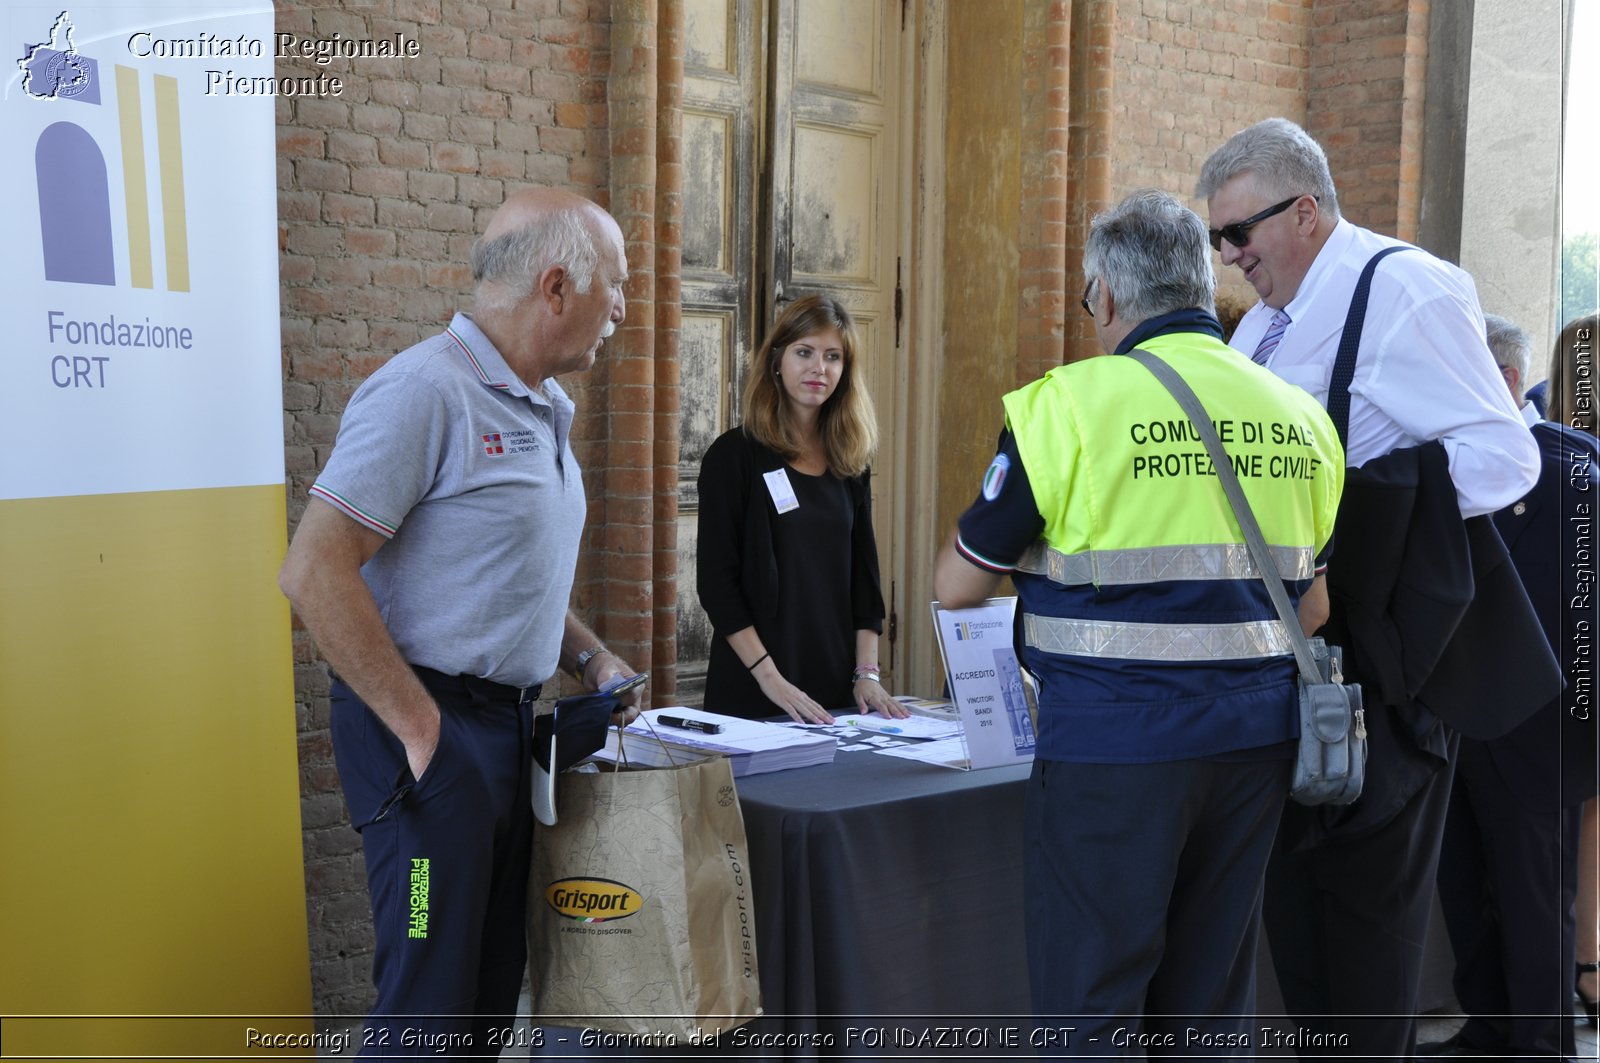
740, 293, 878, 477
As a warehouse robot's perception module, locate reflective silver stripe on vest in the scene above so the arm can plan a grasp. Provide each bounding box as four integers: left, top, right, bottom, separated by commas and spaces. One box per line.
1023, 613, 1294, 661
1014, 542, 1315, 586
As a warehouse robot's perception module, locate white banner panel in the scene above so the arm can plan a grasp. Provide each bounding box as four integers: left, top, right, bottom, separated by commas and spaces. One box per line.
1, 1, 281, 500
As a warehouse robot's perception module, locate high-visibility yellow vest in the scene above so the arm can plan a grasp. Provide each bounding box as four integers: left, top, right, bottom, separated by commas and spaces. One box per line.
1001, 329, 1343, 762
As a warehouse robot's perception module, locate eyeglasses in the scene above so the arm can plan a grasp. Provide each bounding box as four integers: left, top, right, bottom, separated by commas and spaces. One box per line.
1080, 278, 1096, 318
1207, 194, 1314, 252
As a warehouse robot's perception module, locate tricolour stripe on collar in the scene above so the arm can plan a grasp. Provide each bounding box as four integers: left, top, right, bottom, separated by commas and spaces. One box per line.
445, 325, 511, 391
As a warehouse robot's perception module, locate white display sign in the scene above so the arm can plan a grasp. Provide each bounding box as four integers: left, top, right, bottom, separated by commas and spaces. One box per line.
2, 2, 282, 500
930, 597, 1036, 769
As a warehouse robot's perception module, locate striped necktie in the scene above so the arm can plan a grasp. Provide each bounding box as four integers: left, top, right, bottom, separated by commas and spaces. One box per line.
1251, 309, 1291, 365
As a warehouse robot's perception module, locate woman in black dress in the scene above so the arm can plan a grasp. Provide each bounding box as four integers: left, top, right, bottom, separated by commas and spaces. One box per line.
695, 294, 907, 723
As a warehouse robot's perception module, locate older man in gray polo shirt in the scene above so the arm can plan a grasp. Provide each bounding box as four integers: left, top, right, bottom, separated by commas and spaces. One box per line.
280, 187, 641, 1057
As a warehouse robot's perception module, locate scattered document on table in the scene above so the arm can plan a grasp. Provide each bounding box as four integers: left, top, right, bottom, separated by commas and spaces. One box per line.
835, 713, 962, 740
874, 735, 973, 769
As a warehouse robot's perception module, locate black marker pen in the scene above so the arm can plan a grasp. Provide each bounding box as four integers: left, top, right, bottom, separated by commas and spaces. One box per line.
656, 715, 723, 735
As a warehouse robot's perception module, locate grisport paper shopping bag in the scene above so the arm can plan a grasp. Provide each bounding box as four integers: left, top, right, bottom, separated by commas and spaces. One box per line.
526, 755, 762, 1040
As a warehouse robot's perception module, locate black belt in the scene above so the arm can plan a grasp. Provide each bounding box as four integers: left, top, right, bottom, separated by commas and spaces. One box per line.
412, 665, 540, 707
331, 666, 541, 707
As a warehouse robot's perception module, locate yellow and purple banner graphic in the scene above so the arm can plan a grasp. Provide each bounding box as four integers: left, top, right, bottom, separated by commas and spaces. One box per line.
1, 1, 311, 1054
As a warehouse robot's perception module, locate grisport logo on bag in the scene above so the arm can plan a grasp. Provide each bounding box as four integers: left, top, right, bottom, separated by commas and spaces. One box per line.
545, 877, 644, 923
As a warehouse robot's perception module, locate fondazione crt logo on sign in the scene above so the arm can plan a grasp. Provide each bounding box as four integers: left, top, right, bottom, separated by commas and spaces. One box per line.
3, 2, 286, 503
19, 11, 192, 295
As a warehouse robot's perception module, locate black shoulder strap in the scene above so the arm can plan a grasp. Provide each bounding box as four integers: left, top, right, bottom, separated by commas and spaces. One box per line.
1326, 245, 1416, 448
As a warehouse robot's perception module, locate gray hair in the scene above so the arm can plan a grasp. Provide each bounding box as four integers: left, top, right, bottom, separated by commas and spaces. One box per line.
1083, 189, 1216, 324
470, 209, 600, 312
1195, 117, 1341, 221
1484, 313, 1532, 389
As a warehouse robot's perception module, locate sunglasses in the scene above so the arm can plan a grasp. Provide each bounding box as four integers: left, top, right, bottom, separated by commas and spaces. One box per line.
1080, 278, 1096, 318
1208, 194, 1315, 252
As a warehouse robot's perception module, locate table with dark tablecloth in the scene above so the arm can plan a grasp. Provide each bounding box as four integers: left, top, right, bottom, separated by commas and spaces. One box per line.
734, 751, 1033, 1034
730, 748, 1457, 1044
531, 741, 1456, 1057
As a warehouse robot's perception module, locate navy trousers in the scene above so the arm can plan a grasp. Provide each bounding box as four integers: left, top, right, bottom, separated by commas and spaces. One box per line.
1436, 737, 1581, 1058
1264, 743, 1456, 1061
331, 669, 536, 1059
1024, 756, 1290, 1056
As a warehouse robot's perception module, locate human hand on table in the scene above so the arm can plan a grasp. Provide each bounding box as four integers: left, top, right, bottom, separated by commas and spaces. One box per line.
753, 662, 834, 724
853, 678, 906, 718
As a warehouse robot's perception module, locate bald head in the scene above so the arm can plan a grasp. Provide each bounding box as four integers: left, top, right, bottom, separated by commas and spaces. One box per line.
466, 188, 628, 386
471, 188, 620, 312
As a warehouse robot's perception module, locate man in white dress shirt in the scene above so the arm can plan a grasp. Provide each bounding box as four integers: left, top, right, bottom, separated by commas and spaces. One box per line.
1197, 118, 1541, 1059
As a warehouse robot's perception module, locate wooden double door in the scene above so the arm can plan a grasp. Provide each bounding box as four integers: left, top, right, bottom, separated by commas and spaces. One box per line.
676, 0, 908, 699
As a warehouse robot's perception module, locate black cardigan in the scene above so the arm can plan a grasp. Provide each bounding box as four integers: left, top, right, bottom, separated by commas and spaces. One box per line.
695, 427, 884, 640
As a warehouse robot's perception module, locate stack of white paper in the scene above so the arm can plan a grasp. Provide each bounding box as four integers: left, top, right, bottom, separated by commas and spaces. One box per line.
591, 707, 837, 777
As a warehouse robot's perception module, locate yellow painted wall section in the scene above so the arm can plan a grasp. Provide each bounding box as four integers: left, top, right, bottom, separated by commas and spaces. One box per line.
0, 485, 312, 1056
938, 0, 1024, 540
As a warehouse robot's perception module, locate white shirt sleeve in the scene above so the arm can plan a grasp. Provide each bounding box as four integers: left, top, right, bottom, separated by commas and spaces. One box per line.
1353, 272, 1539, 517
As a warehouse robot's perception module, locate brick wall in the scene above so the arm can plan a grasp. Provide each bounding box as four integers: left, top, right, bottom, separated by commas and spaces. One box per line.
1109, 0, 1311, 319
276, 0, 615, 1018
1112, 0, 1311, 199
1305, 0, 1429, 240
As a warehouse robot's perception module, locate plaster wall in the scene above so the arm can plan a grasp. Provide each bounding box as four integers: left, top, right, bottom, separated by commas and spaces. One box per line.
1459, 0, 1565, 367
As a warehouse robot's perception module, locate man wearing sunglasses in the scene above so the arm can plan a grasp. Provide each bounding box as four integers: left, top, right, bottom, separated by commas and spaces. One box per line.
1197, 119, 1543, 1059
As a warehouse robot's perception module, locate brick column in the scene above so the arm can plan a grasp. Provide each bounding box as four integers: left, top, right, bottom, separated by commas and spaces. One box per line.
602, 0, 683, 699
652, 1, 684, 700
603, 0, 660, 682
1066, 0, 1116, 364
1019, 0, 1071, 384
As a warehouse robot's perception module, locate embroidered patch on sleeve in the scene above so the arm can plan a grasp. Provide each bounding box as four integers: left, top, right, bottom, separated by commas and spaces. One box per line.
981, 453, 1010, 501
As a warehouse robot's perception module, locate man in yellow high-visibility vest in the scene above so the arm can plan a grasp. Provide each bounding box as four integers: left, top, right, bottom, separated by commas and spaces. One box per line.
936, 189, 1343, 1047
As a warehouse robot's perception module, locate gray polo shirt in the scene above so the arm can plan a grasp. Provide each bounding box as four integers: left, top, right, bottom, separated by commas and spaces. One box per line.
310, 313, 584, 689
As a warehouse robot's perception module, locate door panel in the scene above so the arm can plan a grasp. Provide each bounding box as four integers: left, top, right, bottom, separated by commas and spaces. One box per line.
791, 124, 878, 280
677, 0, 905, 699
677, 0, 762, 700
767, 0, 902, 675
795, 0, 879, 93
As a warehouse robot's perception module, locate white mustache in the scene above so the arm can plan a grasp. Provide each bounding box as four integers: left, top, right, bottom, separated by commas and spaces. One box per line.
600, 321, 617, 339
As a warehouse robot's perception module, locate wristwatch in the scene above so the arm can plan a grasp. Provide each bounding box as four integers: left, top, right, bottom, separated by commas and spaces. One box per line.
573, 646, 605, 681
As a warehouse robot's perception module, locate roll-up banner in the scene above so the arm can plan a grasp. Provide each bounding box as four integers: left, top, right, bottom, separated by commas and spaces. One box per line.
1, 2, 312, 1054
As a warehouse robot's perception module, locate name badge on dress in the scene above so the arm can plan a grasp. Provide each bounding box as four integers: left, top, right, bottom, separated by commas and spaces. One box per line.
763, 468, 800, 514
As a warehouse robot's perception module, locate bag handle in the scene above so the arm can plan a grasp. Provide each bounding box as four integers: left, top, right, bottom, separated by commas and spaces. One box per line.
609, 716, 687, 772
1124, 349, 1323, 686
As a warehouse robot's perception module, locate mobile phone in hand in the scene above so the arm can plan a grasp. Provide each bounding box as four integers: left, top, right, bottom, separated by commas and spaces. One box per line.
599, 671, 649, 696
